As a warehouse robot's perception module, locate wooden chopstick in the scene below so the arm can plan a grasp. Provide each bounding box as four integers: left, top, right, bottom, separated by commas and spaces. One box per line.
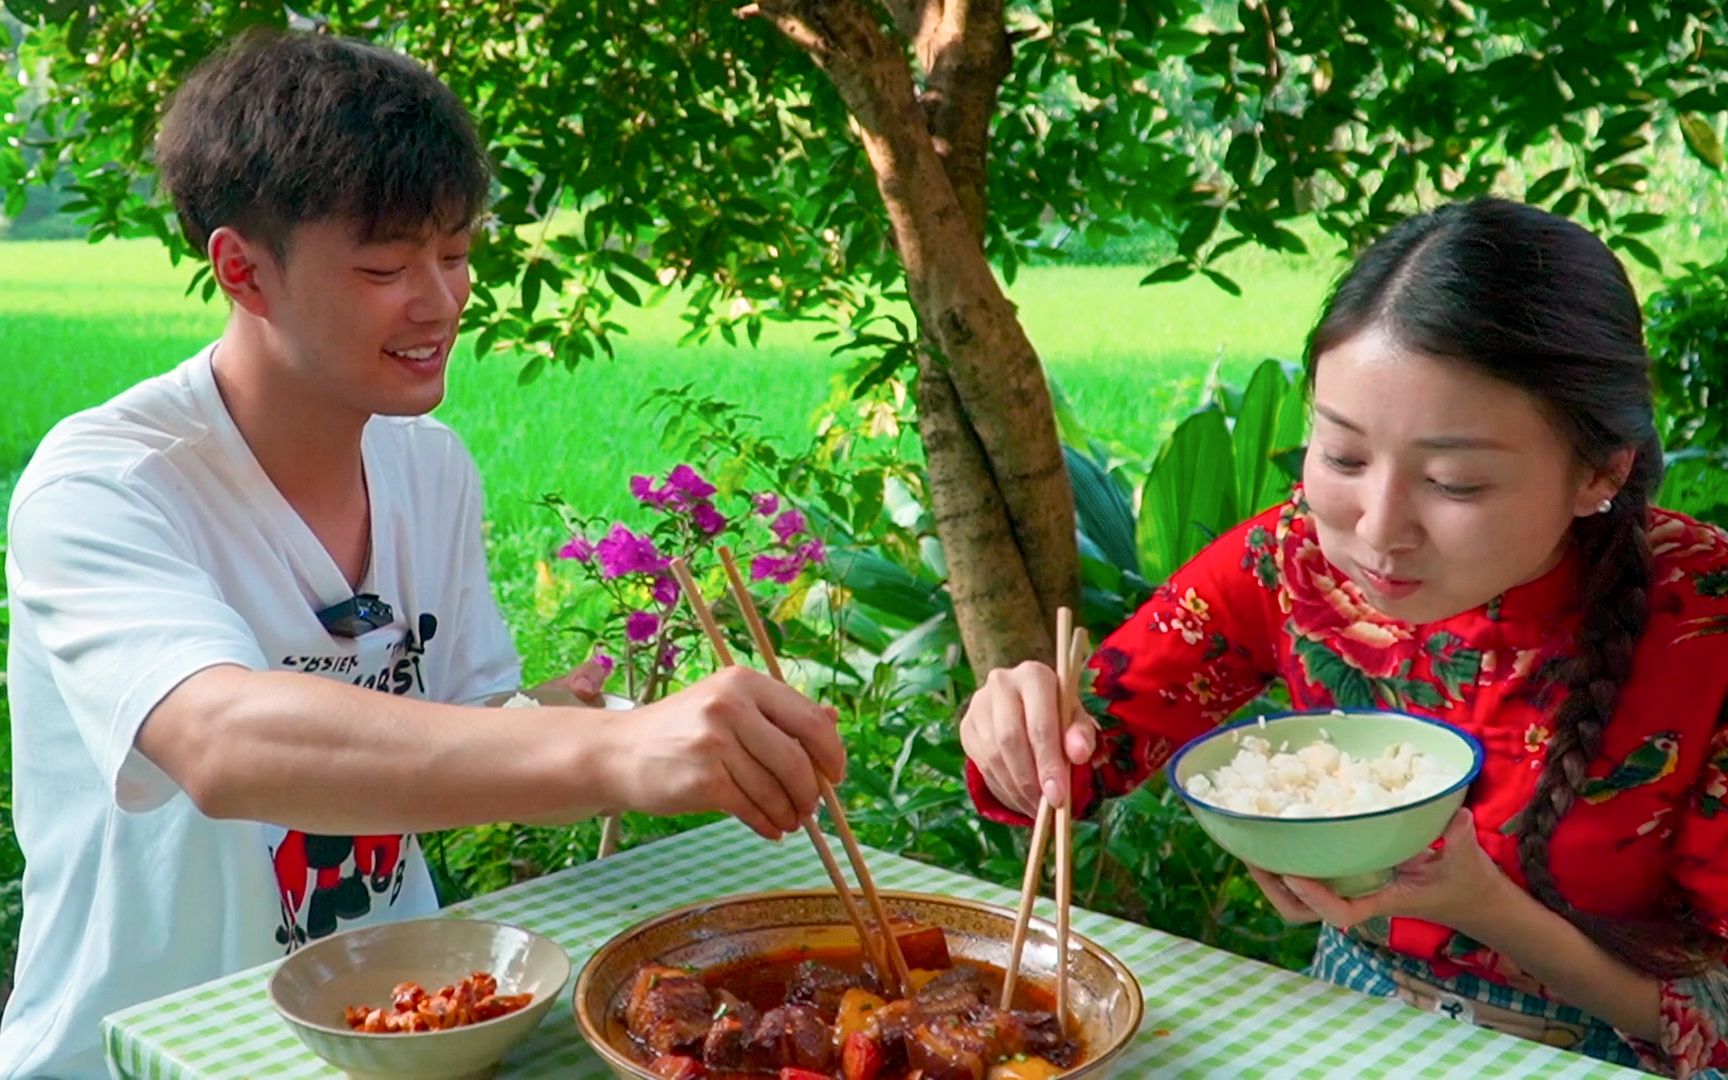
669, 556, 909, 997
714, 547, 914, 999
1052, 608, 1074, 1029
999, 797, 1053, 1009
1000, 608, 1088, 1023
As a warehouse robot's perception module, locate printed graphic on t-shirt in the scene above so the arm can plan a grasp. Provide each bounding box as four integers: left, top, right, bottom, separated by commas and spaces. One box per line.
268, 611, 438, 950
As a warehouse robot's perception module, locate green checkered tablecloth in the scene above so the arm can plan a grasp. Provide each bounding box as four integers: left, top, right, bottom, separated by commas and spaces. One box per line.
103, 820, 1646, 1079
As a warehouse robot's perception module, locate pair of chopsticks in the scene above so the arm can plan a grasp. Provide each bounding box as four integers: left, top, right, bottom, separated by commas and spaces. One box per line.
669, 548, 914, 1000
1000, 606, 1089, 1026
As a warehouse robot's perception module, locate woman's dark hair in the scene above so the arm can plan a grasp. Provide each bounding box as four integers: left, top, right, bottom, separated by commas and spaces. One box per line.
155, 28, 491, 261
1305, 198, 1718, 978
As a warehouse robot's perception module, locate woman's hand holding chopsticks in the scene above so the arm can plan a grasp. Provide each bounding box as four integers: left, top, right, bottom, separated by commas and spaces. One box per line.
960, 657, 1099, 818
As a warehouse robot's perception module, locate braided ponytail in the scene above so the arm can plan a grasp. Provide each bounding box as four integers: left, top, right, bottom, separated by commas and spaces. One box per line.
1307, 198, 1725, 978
1514, 456, 1722, 976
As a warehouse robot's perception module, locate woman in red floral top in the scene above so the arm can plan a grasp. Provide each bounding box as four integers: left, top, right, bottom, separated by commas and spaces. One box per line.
963, 199, 1728, 1078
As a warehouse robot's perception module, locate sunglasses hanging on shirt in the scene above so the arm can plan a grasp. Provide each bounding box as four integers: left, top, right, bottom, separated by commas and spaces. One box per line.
315, 593, 396, 638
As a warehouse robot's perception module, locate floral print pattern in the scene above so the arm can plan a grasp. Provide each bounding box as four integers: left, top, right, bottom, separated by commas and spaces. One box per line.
964, 490, 1728, 1078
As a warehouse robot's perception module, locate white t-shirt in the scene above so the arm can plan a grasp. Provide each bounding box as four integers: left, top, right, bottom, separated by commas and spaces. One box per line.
0, 346, 521, 1078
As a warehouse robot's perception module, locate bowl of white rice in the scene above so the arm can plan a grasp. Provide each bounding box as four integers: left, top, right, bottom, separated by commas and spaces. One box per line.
1166, 709, 1482, 897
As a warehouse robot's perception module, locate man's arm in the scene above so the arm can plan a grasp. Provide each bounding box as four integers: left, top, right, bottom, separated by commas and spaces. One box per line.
138, 663, 843, 839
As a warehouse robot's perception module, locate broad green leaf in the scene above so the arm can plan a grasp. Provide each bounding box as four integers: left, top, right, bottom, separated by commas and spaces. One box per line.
1231, 358, 1308, 516
1680, 113, 1725, 171
1067, 445, 1139, 577
1138, 406, 1237, 583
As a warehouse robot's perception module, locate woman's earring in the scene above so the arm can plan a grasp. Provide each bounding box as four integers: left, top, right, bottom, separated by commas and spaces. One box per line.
1597, 498, 1614, 514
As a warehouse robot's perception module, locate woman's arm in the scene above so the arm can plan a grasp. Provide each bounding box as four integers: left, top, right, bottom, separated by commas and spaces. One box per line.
1450, 871, 1661, 1041
1267, 810, 1667, 1040
964, 504, 1289, 823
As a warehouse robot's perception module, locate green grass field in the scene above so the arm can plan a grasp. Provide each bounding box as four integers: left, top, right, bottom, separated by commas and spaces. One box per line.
0, 237, 1337, 661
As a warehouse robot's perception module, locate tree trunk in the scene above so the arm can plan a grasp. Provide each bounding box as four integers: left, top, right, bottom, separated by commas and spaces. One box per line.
747, 0, 1078, 675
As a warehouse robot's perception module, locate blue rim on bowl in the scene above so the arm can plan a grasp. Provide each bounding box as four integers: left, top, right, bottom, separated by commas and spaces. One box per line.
1164, 707, 1485, 824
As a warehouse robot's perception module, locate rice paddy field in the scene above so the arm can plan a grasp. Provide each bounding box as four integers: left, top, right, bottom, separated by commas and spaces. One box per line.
0, 235, 1341, 656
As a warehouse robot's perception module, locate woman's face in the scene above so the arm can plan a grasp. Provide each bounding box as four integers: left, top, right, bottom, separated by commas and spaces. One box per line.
1303, 327, 1625, 624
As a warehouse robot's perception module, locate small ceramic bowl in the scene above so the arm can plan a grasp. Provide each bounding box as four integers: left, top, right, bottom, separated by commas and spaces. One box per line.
1167, 709, 1483, 897
268, 917, 570, 1079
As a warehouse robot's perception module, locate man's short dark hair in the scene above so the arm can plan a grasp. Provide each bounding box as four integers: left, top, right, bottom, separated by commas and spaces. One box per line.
155, 29, 491, 260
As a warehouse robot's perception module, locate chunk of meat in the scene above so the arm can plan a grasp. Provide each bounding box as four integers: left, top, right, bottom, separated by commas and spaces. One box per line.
702, 991, 764, 1071
1008, 1009, 1078, 1067
906, 1016, 990, 1080
887, 917, 953, 971
750, 1004, 835, 1073
787, 959, 868, 1020
913, 965, 991, 1017
626, 965, 714, 1054
863, 997, 916, 1073
649, 1053, 706, 1080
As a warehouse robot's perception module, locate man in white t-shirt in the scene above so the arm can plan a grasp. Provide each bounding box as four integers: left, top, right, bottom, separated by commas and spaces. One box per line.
0, 31, 843, 1078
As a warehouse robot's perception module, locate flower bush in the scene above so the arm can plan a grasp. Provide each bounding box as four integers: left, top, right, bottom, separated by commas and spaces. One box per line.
546, 463, 828, 704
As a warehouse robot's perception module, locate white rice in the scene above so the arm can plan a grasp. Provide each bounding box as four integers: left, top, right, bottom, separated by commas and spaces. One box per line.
1185, 731, 1452, 818
501, 692, 541, 709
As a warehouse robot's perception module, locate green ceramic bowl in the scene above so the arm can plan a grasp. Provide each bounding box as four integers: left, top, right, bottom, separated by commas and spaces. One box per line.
1167, 709, 1483, 897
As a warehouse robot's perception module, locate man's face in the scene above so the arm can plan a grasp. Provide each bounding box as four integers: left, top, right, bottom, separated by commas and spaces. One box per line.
254, 218, 472, 419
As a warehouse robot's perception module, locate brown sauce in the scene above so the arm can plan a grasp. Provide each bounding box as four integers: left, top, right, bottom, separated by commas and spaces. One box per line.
608, 943, 1079, 1080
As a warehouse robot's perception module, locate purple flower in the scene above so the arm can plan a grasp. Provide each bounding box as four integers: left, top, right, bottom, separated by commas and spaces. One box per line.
557, 535, 596, 562
629, 474, 676, 509
691, 502, 727, 536
626, 610, 660, 643
752, 492, 781, 517
750, 553, 803, 585
592, 651, 617, 675
666, 464, 716, 502
652, 574, 680, 606
771, 509, 808, 543
659, 643, 682, 670
595, 524, 670, 580
797, 538, 826, 565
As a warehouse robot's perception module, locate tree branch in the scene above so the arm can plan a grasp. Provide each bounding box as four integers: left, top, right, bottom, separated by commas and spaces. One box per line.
743, 0, 1075, 670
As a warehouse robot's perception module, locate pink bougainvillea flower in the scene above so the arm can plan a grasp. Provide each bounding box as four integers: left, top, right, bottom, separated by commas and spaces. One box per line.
626, 610, 661, 643
771, 509, 808, 543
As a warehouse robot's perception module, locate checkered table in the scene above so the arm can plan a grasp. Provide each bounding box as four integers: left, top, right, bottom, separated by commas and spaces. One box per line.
104, 819, 1646, 1078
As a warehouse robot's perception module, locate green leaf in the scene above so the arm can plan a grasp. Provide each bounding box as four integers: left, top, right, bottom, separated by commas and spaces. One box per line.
1524, 167, 1569, 205
1139, 261, 1192, 286
520, 260, 544, 317
1225, 131, 1258, 184
1067, 446, 1140, 577
1291, 636, 1377, 708
1201, 268, 1242, 297
604, 271, 642, 306
1595, 163, 1648, 191
1138, 407, 1237, 583
1376, 678, 1446, 709
604, 249, 660, 283
1431, 650, 1482, 702
1680, 113, 1725, 171
1610, 234, 1662, 272
1231, 359, 1307, 516
828, 547, 950, 625
1616, 212, 1665, 235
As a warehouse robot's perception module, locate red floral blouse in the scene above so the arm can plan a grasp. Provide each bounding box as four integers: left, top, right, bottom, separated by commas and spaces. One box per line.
969, 490, 1728, 1076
